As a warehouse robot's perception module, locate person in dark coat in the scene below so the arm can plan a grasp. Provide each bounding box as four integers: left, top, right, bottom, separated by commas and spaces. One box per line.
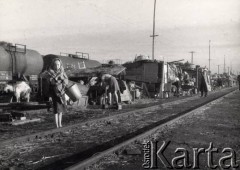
237, 75, 240, 90
99, 73, 122, 109
199, 68, 208, 97
172, 77, 181, 97
47, 58, 68, 128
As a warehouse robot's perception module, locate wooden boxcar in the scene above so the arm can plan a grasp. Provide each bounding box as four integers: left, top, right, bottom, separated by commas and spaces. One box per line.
123, 60, 165, 97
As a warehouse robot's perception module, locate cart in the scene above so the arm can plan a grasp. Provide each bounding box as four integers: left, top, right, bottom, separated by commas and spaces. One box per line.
181, 84, 196, 96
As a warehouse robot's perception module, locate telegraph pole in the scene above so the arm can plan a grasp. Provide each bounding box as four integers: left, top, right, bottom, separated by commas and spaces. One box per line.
208, 40, 211, 72
217, 65, 220, 75
150, 0, 158, 60
189, 51, 195, 64
224, 56, 226, 73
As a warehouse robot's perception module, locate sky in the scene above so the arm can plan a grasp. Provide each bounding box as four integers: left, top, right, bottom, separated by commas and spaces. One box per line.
0, 0, 240, 74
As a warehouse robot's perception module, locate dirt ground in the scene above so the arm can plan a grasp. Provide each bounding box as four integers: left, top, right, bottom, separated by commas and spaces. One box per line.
95, 90, 240, 170
0, 92, 191, 141
0, 88, 237, 169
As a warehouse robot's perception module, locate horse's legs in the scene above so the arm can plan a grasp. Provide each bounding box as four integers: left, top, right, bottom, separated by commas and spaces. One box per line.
26, 93, 30, 102
15, 93, 20, 102
10, 96, 13, 103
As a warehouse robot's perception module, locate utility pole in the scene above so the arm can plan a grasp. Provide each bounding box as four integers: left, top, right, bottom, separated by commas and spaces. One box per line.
228, 67, 230, 75
217, 65, 220, 75
209, 40, 211, 72
189, 51, 195, 64
224, 56, 226, 73
150, 0, 158, 60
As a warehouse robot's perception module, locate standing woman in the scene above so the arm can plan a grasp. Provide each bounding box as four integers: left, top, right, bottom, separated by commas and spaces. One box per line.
47, 58, 68, 128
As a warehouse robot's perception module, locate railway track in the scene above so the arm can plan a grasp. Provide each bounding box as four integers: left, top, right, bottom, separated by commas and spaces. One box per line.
65, 88, 237, 170
0, 87, 236, 170
0, 91, 196, 141
0, 90, 204, 145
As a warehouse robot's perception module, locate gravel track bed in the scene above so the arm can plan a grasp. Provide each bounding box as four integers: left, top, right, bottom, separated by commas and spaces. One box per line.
0, 88, 235, 169
0, 94, 194, 141
92, 89, 240, 170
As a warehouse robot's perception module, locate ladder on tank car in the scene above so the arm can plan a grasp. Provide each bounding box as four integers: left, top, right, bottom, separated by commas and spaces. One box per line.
7, 44, 27, 79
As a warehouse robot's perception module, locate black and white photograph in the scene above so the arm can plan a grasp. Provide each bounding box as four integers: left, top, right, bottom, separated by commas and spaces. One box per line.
0, 0, 240, 169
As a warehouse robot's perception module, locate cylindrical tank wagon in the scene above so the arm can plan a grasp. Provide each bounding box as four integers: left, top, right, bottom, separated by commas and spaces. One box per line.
43, 53, 101, 73
0, 43, 44, 102
40, 53, 101, 101
0, 43, 43, 80
0, 42, 102, 102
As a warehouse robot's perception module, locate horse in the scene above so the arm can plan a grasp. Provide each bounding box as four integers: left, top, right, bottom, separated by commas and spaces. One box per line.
4, 81, 31, 102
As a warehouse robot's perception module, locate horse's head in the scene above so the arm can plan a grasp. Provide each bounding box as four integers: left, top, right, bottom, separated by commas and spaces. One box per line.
128, 81, 135, 90
3, 84, 14, 93
89, 77, 99, 86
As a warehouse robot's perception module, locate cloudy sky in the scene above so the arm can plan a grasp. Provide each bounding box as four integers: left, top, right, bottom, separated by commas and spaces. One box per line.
0, 0, 240, 74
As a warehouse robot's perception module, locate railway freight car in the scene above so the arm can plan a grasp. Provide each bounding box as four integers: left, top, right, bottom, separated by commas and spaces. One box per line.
0, 42, 102, 103
0, 42, 43, 102
43, 53, 101, 73
40, 53, 101, 102
123, 58, 165, 98
123, 56, 183, 98
42, 53, 102, 83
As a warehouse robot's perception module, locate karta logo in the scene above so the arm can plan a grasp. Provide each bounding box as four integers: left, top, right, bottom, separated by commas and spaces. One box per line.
142, 140, 239, 169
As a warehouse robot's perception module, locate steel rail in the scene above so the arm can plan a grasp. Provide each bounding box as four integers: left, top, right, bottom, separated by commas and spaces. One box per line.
65, 89, 237, 170
0, 90, 204, 147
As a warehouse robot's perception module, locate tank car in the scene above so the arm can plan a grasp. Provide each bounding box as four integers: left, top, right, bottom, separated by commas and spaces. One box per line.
0, 42, 102, 103
0, 42, 43, 102
43, 52, 101, 72
40, 52, 101, 101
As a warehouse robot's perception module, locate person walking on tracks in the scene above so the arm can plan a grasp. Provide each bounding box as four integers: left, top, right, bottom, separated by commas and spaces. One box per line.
47, 58, 68, 128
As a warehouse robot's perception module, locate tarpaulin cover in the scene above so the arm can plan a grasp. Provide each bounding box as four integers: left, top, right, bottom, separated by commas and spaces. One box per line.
67, 65, 126, 78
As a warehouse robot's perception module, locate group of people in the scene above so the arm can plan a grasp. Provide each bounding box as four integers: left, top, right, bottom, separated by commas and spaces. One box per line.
44, 58, 122, 128
44, 58, 214, 128
172, 67, 210, 97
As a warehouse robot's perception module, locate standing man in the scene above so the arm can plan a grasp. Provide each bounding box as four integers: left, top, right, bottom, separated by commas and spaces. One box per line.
99, 73, 122, 109
237, 75, 240, 90
199, 67, 209, 97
